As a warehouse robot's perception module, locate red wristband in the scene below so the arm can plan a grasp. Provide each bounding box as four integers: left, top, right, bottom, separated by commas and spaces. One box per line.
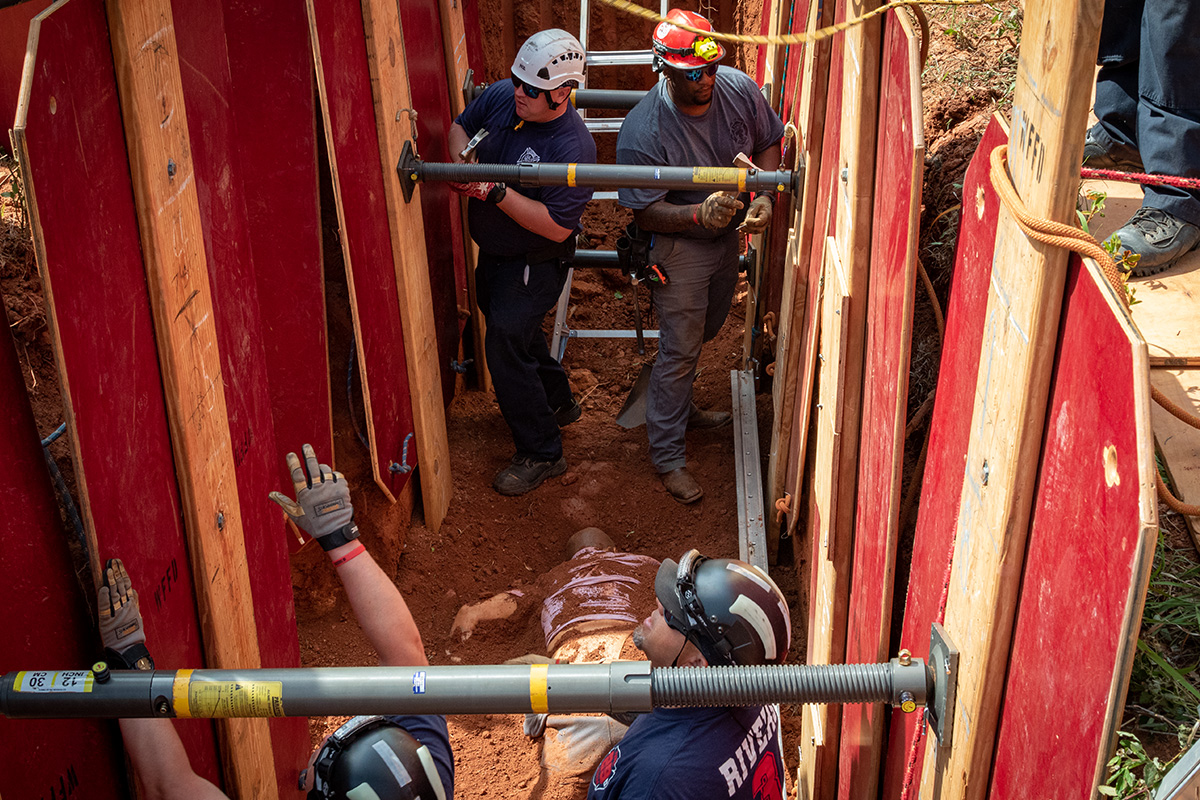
331, 542, 366, 568
693, 207, 699, 225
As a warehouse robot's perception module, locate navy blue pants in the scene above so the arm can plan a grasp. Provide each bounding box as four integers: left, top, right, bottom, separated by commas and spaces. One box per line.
476, 253, 573, 461
1093, 0, 1200, 226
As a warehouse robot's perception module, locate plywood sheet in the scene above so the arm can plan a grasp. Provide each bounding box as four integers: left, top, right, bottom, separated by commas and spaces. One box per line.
800, 238, 850, 800
172, 0, 310, 785
0, 325, 127, 800
0, 1, 50, 132
919, 1, 1103, 793
13, 0, 222, 783
879, 113, 1008, 800
221, 0, 334, 543
400, 0, 466, 406
308, 0, 417, 502
990, 255, 1157, 797
837, 13, 922, 798
765, 0, 826, 550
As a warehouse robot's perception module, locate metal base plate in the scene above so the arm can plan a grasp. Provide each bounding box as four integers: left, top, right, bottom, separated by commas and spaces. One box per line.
927, 622, 959, 747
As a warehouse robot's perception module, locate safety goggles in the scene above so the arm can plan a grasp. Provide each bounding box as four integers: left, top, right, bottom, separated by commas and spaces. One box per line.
679, 62, 720, 82
512, 75, 549, 100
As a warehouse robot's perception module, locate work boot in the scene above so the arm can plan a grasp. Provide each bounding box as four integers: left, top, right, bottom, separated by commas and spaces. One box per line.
493, 455, 567, 496
554, 398, 583, 428
687, 405, 732, 430
1082, 124, 1143, 172
1113, 207, 1200, 277
660, 467, 703, 504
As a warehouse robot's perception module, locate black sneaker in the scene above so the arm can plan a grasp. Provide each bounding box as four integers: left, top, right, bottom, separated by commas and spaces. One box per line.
1082, 124, 1143, 172
493, 455, 567, 496
554, 399, 582, 428
1114, 207, 1200, 276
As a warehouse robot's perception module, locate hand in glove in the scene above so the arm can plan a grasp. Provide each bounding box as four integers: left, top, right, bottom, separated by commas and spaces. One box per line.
696, 191, 743, 230
449, 181, 505, 203
98, 558, 154, 670
740, 194, 774, 234
269, 444, 359, 551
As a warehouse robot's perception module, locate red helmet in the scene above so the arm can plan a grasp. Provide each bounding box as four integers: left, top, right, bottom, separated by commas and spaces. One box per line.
652, 9, 726, 70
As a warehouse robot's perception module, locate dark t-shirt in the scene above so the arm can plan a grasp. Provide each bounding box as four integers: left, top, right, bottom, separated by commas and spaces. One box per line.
454, 80, 597, 258
614, 67, 784, 239
587, 705, 786, 799
386, 714, 455, 796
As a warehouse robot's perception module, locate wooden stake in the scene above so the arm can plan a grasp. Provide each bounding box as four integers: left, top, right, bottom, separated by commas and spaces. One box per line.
919, 1, 1103, 797
102, 0, 276, 795
360, 0, 452, 533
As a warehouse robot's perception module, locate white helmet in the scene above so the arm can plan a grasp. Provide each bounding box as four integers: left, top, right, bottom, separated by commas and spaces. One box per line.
511, 29, 587, 90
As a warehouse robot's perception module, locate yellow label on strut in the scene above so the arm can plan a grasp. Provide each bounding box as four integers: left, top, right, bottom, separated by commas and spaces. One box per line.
567, 163, 577, 187
529, 663, 549, 713
692, 167, 743, 189
174, 671, 285, 719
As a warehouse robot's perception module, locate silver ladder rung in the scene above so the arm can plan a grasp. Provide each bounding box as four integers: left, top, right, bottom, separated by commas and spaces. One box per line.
583, 118, 627, 133
586, 50, 655, 67
591, 190, 620, 201
566, 329, 660, 339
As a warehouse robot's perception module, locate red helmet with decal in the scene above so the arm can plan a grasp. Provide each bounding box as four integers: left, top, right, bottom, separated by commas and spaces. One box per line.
652, 9, 726, 70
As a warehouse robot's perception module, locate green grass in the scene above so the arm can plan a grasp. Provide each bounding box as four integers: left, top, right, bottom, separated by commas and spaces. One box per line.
1101, 508, 1200, 797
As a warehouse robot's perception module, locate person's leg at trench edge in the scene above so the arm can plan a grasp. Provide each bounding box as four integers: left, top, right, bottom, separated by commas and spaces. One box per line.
480, 256, 570, 494
645, 235, 738, 503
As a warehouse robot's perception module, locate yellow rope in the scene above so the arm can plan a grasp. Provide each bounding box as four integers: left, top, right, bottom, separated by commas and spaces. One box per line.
596, 0, 987, 47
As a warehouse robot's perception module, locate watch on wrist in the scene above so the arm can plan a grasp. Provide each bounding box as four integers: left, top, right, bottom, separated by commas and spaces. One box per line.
487, 182, 507, 204
317, 522, 361, 552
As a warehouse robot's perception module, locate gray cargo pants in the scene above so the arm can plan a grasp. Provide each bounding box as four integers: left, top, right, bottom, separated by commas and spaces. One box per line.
645, 231, 739, 473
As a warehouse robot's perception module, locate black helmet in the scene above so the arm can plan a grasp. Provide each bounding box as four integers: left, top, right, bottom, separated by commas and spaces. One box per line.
301, 716, 447, 800
655, 550, 791, 666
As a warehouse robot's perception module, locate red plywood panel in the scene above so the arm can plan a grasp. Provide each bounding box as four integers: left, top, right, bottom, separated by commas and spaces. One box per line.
399, 0, 466, 406
755, 0, 774, 86
310, 0, 416, 500
0, 327, 128, 800
879, 114, 1008, 800
838, 14, 922, 798
170, 0, 309, 786
0, 0, 50, 136
989, 255, 1155, 797
222, 0, 333, 537
13, 0, 221, 784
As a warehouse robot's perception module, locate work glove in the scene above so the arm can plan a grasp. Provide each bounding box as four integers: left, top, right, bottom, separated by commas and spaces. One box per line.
269, 444, 359, 552
449, 181, 502, 203
697, 191, 743, 230
741, 194, 774, 234
98, 558, 154, 670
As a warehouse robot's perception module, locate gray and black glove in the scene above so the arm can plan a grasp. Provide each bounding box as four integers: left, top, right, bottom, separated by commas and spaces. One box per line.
98, 558, 154, 670
269, 444, 359, 551
697, 191, 743, 230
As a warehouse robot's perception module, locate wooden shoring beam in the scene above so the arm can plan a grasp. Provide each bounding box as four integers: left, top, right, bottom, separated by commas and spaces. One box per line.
918, 1, 1103, 797
766, 0, 833, 557
438, 0, 491, 391
360, 0, 452, 532
102, 0, 276, 796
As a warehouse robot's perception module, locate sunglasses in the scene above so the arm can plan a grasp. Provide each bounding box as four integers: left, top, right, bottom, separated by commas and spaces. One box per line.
512, 75, 550, 100
679, 63, 719, 82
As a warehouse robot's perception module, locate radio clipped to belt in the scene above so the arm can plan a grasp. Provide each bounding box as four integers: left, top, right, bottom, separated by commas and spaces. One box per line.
615, 222, 667, 286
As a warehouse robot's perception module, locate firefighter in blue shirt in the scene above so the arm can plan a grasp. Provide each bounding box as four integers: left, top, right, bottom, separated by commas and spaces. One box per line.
448, 30, 597, 497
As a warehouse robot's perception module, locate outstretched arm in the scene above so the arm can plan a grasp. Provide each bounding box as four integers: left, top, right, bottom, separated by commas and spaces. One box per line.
270, 445, 427, 667
98, 559, 227, 800
118, 718, 228, 800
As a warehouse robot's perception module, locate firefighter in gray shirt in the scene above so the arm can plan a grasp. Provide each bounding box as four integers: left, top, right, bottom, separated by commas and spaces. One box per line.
615, 8, 784, 504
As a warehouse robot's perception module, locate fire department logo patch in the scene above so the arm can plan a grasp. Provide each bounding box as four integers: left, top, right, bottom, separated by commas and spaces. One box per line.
592, 746, 621, 790
518, 146, 541, 164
